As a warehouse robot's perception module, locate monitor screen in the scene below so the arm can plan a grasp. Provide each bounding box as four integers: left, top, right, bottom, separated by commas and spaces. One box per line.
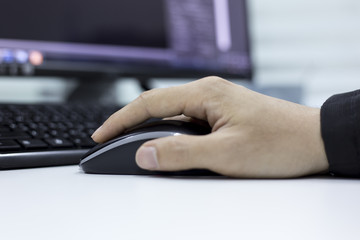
0, 0, 252, 79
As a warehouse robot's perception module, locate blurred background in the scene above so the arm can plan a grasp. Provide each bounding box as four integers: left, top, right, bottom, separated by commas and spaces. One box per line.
1, 0, 360, 107
250, 0, 360, 106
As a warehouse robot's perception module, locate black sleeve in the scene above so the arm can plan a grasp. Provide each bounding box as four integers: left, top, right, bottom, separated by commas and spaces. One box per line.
320, 90, 360, 177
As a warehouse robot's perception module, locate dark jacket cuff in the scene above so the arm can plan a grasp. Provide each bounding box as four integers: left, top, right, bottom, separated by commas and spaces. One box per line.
320, 90, 360, 177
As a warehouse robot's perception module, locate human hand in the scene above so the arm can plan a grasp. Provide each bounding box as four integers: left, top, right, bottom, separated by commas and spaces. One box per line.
92, 76, 329, 178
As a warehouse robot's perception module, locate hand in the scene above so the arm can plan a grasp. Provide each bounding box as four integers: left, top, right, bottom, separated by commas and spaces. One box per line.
92, 76, 329, 178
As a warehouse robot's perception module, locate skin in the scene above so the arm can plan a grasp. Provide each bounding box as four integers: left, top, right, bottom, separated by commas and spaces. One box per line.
92, 76, 329, 178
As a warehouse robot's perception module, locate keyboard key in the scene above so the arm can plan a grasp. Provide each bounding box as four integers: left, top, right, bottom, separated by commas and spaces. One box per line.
84, 122, 99, 128
73, 138, 97, 148
18, 139, 48, 149
45, 138, 74, 148
0, 126, 11, 132
28, 122, 38, 129
0, 131, 31, 139
29, 130, 50, 138
0, 140, 22, 150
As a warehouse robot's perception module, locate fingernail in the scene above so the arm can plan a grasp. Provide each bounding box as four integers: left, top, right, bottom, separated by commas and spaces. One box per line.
91, 125, 102, 139
136, 146, 159, 170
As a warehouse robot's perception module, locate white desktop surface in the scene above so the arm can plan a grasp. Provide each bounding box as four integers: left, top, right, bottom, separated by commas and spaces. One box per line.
1, 165, 359, 240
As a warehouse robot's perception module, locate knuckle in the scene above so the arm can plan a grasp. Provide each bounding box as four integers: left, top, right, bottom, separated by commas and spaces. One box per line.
138, 89, 153, 102
196, 76, 232, 93
201, 76, 229, 85
137, 90, 156, 117
200, 75, 223, 82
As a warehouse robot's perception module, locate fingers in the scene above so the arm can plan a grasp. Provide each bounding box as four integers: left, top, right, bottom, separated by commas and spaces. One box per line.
92, 86, 193, 143
92, 76, 227, 143
135, 134, 217, 172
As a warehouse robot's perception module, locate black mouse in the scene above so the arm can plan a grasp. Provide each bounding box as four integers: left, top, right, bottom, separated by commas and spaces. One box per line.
79, 120, 217, 176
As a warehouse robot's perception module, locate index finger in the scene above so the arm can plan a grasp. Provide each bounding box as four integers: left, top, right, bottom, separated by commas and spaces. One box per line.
91, 77, 214, 143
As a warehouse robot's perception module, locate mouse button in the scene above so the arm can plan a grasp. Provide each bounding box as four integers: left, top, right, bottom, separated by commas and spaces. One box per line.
123, 122, 165, 135
81, 139, 154, 175
126, 120, 211, 135
170, 122, 211, 135
124, 120, 180, 132
162, 120, 211, 134
80, 133, 137, 160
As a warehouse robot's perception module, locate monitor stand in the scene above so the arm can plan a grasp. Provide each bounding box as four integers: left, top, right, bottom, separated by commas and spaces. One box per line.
137, 76, 152, 91
66, 75, 118, 104
65, 76, 151, 104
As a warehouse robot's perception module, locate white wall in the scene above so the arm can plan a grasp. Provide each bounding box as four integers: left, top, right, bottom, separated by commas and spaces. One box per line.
250, 0, 360, 69
249, 0, 360, 105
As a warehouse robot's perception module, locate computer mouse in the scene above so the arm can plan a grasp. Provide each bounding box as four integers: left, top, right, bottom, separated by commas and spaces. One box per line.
79, 120, 217, 176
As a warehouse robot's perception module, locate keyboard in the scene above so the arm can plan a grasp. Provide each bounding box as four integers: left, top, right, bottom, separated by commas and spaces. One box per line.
0, 103, 121, 170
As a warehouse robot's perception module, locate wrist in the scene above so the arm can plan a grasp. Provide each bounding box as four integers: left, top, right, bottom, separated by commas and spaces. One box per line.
308, 107, 329, 175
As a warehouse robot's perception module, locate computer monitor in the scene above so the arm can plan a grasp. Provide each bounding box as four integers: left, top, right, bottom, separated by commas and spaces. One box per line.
0, 0, 251, 77
0, 0, 251, 103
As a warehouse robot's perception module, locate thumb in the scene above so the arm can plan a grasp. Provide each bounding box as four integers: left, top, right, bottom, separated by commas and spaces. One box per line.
135, 134, 211, 171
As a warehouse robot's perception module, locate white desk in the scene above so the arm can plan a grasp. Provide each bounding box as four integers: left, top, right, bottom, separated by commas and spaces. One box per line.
1, 72, 360, 240
1, 165, 359, 240
1, 67, 360, 240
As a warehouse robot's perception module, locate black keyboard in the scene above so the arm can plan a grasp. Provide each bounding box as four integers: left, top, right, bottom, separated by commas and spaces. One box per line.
0, 103, 121, 170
